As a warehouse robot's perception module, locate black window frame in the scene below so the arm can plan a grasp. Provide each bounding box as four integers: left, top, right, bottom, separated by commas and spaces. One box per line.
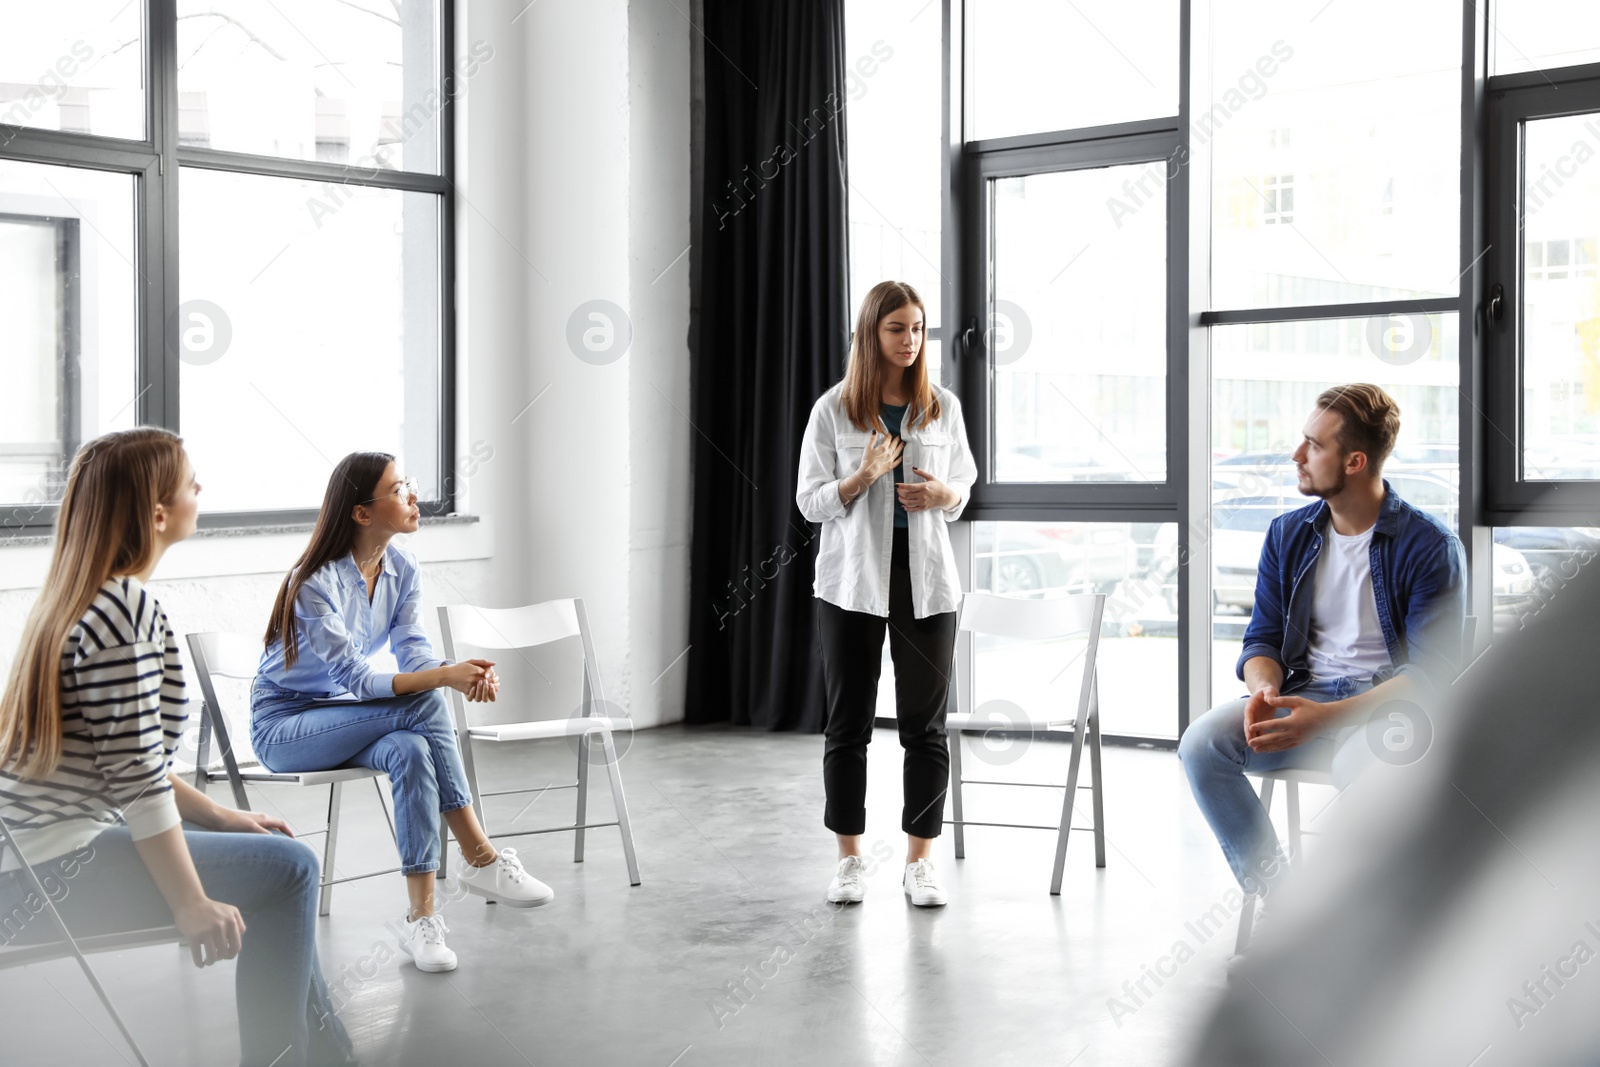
919, 0, 1497, 743
1485, 59, 1600, 525
0, 0, 458, 533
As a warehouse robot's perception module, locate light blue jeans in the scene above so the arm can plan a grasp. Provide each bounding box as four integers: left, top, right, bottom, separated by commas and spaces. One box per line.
250, 681, 475, 875
1178, 676, 1376, 894
0, 824, 352, 1066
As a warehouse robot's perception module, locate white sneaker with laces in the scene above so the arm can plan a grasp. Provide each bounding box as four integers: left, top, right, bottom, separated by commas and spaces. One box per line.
397, 912, 457, 972
827, 855, 867, 903
454, 846, 555, 907
902, 858, 947, 906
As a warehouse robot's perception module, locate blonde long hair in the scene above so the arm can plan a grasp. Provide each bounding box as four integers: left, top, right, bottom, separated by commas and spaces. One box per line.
0, 429, 187, 778
841, 280, 942, 432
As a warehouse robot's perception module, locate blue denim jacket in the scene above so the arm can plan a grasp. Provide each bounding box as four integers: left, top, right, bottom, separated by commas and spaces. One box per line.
1237, 481, 1467, 699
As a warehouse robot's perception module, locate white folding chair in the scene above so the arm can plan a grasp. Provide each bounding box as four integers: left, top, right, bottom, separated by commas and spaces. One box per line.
185, 632, 414, 915
437, 598, 641, 886
1233, 615, 1481, 952
0, 809, 182, 1067
945, 591, 1107, 895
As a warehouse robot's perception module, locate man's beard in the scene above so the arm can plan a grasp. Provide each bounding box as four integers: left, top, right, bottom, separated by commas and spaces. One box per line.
1298, 467, 1346, 499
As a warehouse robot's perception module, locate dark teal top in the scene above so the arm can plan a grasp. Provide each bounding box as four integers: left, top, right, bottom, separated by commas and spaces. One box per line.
882, 402, 908, 529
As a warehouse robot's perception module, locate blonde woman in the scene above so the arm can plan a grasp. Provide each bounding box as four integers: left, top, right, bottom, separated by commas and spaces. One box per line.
796, 280, 977, 907
0, 429, 352, 1066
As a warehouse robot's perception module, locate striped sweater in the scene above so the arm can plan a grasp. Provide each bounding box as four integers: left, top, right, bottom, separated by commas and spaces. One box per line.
0, 577, 188, 871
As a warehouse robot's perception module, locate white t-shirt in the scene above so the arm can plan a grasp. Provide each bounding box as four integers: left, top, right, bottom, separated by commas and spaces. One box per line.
1306, 524, 1392, 683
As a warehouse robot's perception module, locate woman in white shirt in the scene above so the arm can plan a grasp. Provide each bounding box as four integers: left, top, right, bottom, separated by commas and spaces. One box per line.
795, 280, 977, 907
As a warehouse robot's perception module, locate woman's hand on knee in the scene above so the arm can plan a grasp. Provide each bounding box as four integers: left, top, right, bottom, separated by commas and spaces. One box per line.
175, 896, 246, 968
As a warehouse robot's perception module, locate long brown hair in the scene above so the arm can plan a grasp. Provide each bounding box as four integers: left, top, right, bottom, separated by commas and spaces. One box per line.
841, 280, 942, 432
265, 452, 394, 668
0, 429, 188, 778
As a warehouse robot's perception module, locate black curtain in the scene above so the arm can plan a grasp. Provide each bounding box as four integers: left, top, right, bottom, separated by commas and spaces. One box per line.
685, 0, 851, 730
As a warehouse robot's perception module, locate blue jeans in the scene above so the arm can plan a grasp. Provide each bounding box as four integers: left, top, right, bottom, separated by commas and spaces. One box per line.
250, 681, 474, 875
1178, 676, 1376, 894
0, 825, 352, 1067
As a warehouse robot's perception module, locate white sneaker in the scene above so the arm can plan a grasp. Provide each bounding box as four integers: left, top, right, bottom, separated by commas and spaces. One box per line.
454, 846, 554, 908
397, 912, 457, 972
827, 855, 867, 903
903, 859, 947, 907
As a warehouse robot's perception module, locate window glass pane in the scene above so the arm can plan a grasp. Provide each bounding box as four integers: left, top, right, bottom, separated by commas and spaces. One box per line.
1492, 526, 1600, 633
0, 161, 137, 510
1209, 314, 1460, 707
845, 0, 942, 328
1210, 0, 1461, 310
1491, 2, 1600, 75
993, 165, 1167, 483
0, 4, 144, 140
969, 0, 1179, 140
179, 169, 440, 513
970, 521, 1179, 739
176, 0, 443, 173
1521, 113, 1600, 480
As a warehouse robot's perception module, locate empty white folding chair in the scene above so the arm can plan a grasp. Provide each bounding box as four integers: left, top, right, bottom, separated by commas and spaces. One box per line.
185, 632, 414, 915
945, 591, 1107, 895
437, 598, 641, 886
0, 809, 182, 1067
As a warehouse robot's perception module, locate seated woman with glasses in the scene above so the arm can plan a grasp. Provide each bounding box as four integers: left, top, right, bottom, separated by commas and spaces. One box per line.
250, 452, 551, 975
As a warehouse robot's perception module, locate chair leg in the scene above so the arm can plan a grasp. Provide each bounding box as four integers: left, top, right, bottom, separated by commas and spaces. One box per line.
459, 726, 487, 830
5, 841, 154, 1065
1088, 701, 1106, 869
1235, 776, 1278, 953
949, 730, 966, 860
598, 728, 641, 886
1050, 718, 1089, 896
575, 732, 591, 863
319, 782, 343, 917
1287, 780, 1303, 858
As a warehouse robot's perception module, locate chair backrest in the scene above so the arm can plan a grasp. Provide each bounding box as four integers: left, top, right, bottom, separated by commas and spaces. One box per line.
957, 591, 1104, 641
954, 591, 1105, 722
184, 632, 263, 770
437, 598, 608, 716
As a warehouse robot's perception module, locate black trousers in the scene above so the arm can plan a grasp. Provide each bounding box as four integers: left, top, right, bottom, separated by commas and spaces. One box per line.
818, 526, 958, 838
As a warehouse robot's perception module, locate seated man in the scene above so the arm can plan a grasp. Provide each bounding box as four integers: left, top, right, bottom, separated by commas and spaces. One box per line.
1179, 383, 1466, 910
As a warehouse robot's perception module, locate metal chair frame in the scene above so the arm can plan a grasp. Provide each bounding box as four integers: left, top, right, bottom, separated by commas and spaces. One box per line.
437, 598, 640, 887
945, 591, 1108, 896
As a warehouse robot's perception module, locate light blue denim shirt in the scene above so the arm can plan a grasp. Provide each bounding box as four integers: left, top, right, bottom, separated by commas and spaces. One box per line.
256, 544, 447, 700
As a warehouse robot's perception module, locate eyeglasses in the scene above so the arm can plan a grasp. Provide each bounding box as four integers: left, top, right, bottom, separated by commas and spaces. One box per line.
364, 476, 419, 507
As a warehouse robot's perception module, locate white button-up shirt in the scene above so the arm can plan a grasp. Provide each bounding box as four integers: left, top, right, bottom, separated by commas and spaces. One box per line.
796, 382, 977, 619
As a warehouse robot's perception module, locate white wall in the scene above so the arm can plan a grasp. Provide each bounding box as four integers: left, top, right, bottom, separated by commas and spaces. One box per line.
0, 0, 694, 732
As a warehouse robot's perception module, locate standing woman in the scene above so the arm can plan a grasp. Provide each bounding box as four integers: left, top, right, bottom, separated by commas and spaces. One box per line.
796, 280, 977, 907
0, 428, 353, 1066
251, 452, 550, 975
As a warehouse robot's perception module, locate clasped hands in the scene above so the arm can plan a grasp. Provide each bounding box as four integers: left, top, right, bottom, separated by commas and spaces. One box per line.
444, 658, 501, 703
1243, 685, 1335, 753
855, 430, 956, 513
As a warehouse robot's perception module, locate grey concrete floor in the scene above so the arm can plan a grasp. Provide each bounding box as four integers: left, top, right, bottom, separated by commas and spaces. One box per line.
0, 723, 1283, 1066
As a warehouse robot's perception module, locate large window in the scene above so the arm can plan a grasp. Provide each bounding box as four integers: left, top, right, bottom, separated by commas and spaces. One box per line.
845, 1, 1586, 740
1485, 41, 1600, 519
1208, 0, 1462, 310
968, 0, 1180, 141
0, 2, 456, 527
844, 0, 944, 362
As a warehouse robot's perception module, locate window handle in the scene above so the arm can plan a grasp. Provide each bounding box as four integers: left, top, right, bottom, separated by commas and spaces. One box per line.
1477, 282, 1504, 334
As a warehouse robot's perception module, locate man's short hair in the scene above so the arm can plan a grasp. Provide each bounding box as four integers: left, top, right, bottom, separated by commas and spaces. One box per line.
1316, 383, 1401, 474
